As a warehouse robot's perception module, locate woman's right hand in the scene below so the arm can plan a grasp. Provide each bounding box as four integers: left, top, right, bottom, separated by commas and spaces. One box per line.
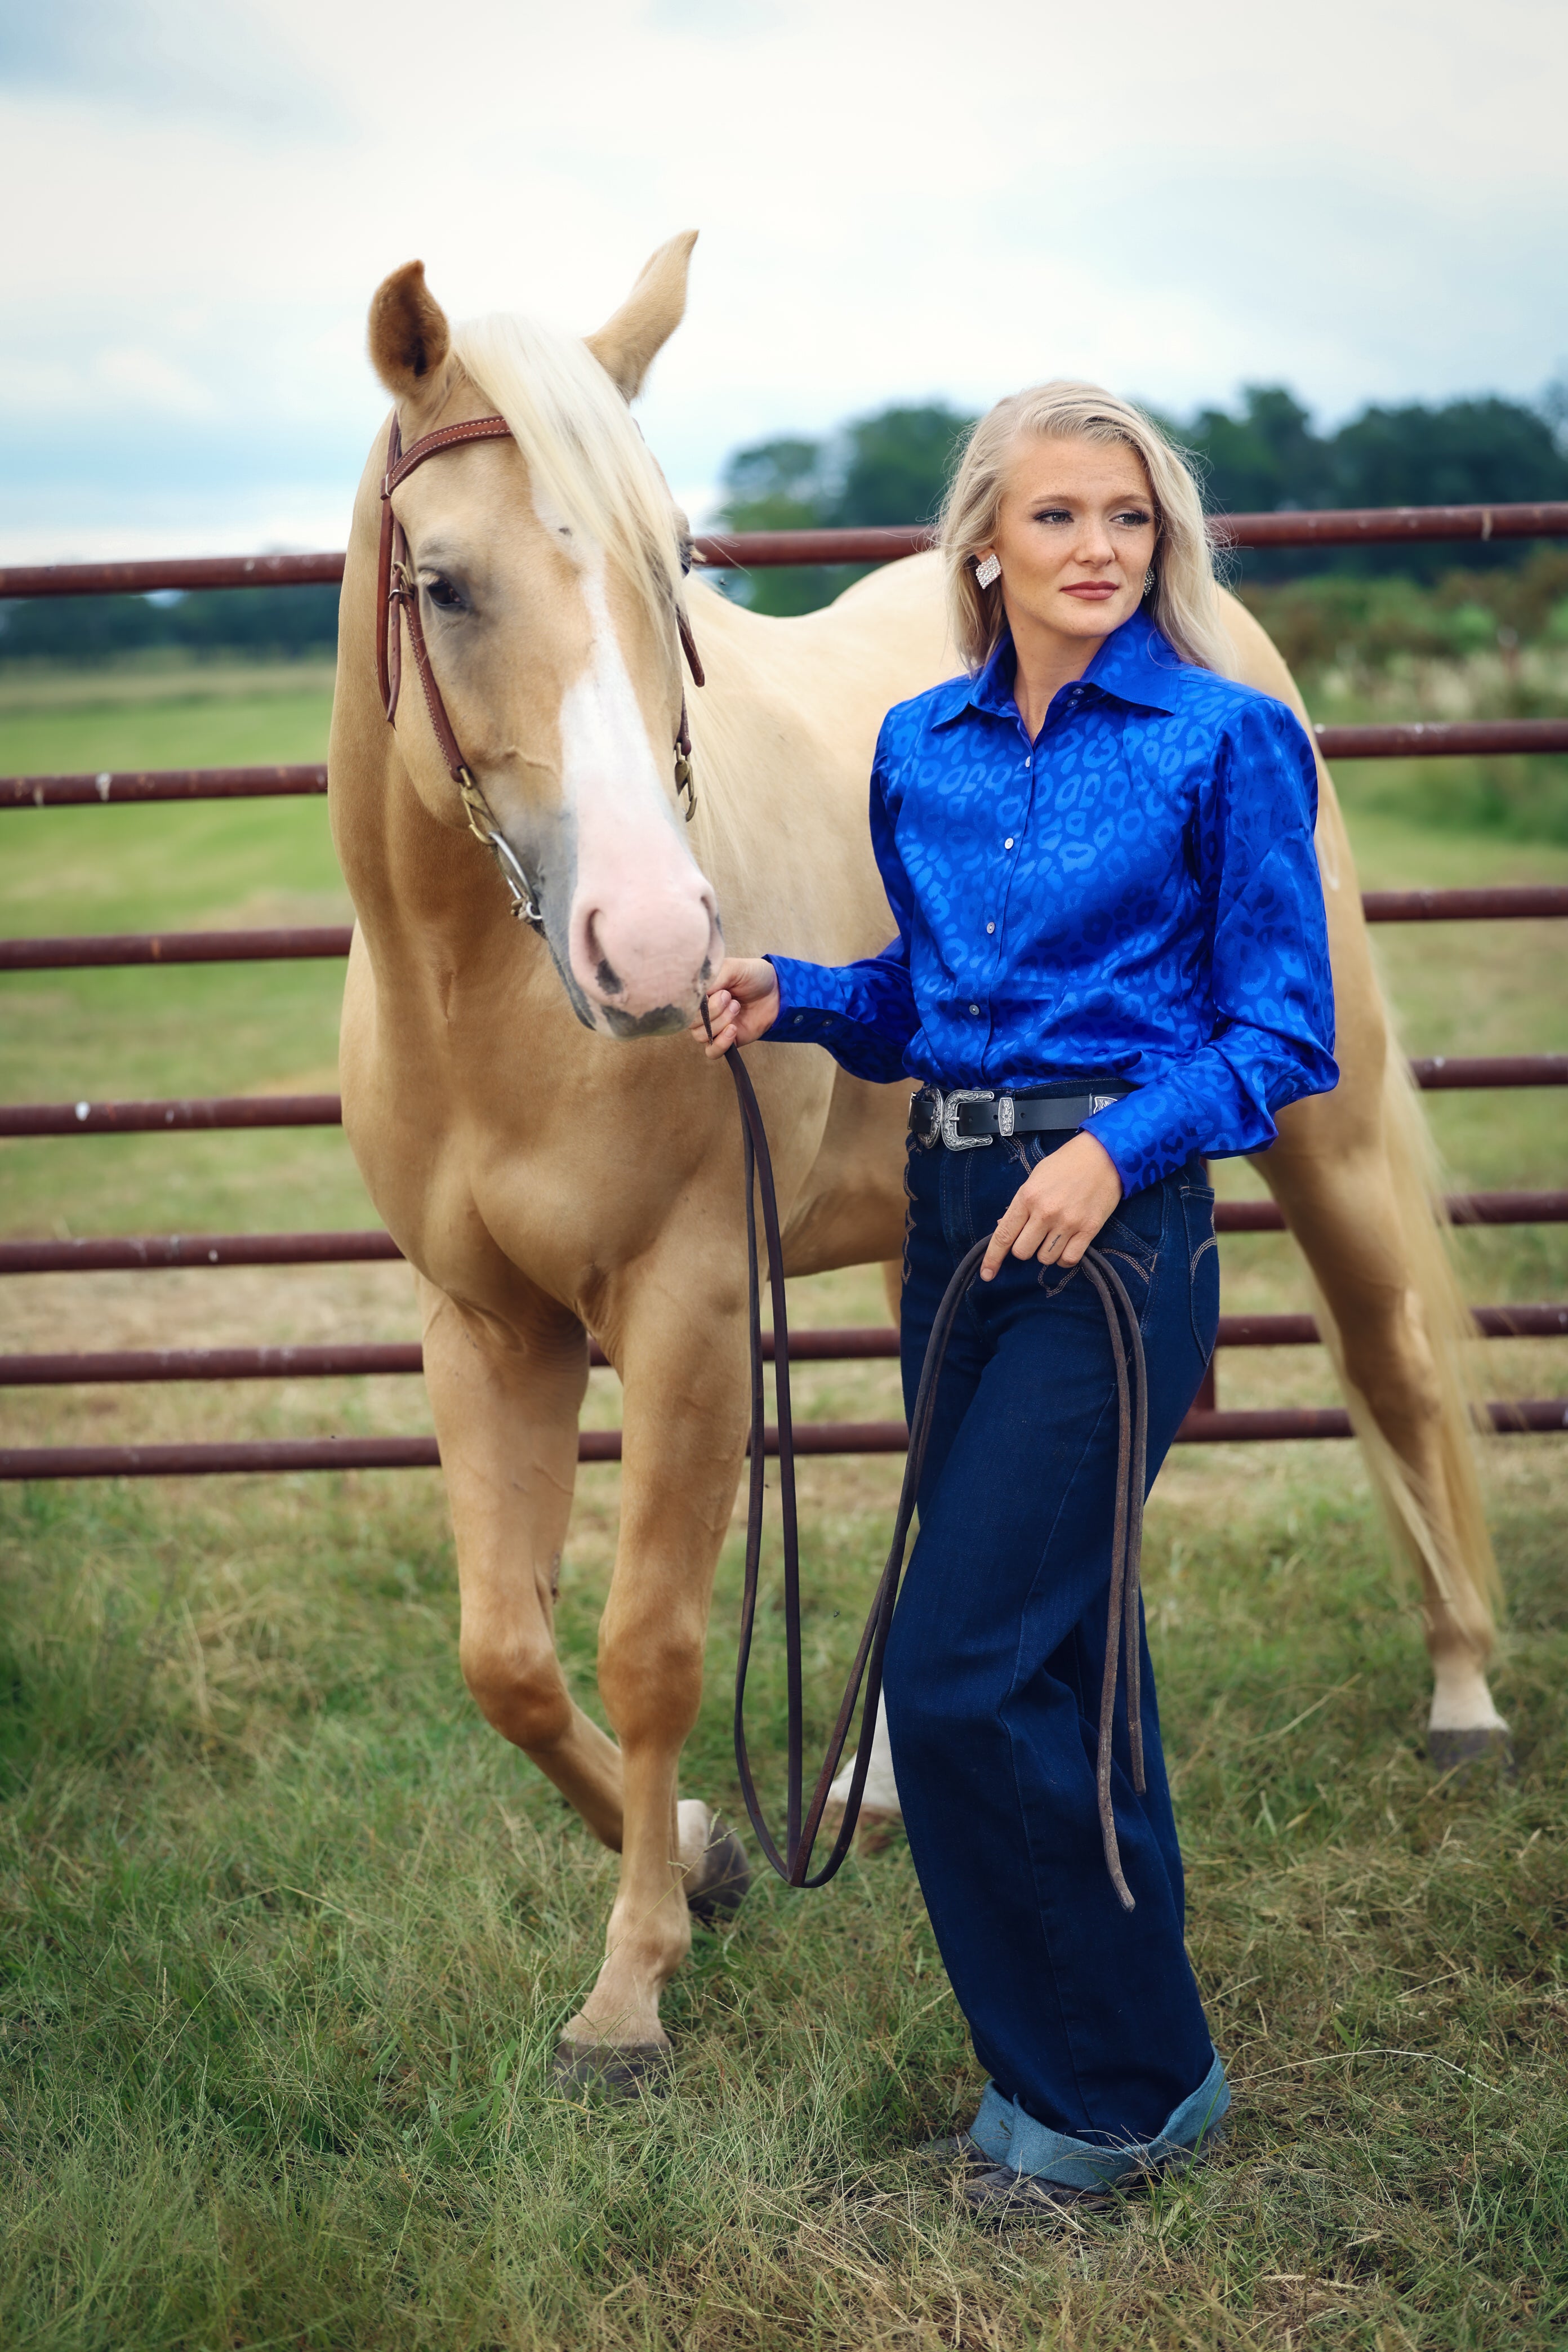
692, 957, 781, 1058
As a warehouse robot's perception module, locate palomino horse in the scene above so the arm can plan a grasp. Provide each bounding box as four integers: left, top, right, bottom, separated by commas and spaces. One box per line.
329, 233, 1506, 2082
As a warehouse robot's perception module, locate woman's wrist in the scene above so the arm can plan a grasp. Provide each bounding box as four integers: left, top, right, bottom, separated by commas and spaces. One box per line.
691, 956, 780, 1057
979, 1130, 1122, 1281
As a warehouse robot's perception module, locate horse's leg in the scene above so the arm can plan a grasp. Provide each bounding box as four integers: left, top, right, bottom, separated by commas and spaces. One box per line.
1263, 1064, 1508, 1766
826, 1693, 903, 1846
556, 1271, 750, 2073
1202, 631, 1507, 1765
417, 1275, 628, 1838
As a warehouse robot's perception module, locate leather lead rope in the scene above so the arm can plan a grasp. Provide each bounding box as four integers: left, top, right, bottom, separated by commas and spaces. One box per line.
714, 1022, 1151, 1909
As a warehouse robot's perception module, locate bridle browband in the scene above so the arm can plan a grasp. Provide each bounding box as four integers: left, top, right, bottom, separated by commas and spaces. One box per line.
376, 410, 703, 930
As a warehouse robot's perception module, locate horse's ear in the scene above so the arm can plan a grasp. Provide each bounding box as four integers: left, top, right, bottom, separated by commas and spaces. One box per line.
368, 261, 452, 402
585, 231, 698, 401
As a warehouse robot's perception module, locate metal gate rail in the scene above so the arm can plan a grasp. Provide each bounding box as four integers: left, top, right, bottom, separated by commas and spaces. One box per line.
2, 496, 1563, 1477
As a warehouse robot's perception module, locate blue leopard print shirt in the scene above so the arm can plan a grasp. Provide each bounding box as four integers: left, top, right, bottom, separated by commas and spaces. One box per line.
765, 614, 1338, 1195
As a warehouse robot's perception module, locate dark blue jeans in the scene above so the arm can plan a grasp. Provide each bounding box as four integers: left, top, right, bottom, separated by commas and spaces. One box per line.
884, 1119, 1224, 2163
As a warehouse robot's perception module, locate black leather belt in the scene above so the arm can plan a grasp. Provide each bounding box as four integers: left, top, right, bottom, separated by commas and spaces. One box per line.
909, 1081, 1132, 1152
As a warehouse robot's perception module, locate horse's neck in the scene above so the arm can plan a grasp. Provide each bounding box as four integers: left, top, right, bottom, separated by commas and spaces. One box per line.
678, 561, 952, 960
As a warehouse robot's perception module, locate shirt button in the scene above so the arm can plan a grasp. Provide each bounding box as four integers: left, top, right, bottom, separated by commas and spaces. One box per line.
1004, 837, 1014, 849
985, 922, 995, 934
969, 1003, 980, 1016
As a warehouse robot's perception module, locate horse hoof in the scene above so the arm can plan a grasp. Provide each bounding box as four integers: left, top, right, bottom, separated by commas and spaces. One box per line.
551, 2038, 672, 2099
1428, 1726, 1516, 1781
686, 1818, 751, 1927
822, 1799, 902, 1856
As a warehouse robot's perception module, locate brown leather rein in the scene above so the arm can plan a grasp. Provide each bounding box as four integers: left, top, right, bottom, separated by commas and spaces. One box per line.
372, 412, 1148, 1908
376, 411, 702, 930
714, 1025, 1152, 1909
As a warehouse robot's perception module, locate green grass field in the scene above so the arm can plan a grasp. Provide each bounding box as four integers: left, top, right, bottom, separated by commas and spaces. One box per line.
1, 666, 1565, 2350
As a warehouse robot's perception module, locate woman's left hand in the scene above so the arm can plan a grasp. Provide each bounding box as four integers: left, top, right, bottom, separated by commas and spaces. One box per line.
979, 1131, 1124, 1281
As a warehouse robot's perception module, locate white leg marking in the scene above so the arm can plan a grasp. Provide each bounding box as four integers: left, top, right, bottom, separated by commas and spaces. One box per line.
829, 1693, 902, 1815
676, 1796, 714, 1873
1428, 1658, 1508, 1734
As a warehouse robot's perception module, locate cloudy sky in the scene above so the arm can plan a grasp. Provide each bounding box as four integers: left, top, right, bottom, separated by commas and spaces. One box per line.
2, 0, 1563, 561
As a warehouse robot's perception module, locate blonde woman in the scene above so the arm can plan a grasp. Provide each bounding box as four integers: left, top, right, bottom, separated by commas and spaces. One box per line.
695, 386, 1336, 2219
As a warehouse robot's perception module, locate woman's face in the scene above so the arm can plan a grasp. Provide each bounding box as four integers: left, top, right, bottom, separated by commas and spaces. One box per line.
982, 433, 1159, 652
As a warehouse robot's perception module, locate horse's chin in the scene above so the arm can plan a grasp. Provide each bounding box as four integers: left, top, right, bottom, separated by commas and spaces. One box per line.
581, 1000, 692, 1041
547, 943, 694, 1040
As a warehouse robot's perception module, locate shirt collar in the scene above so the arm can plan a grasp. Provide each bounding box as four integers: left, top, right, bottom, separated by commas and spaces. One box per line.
932, 613, 1184, 728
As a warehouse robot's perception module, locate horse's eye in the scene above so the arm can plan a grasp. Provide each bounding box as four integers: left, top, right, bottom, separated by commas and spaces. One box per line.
425, 576, 464, 612
678, 534, 694, 578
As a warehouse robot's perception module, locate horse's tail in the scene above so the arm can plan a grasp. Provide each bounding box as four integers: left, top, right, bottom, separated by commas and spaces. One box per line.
1304, 1030, 1500, 1643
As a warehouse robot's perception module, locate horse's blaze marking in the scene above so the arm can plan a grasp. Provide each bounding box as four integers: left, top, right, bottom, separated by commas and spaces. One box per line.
558, 563, 675, 835
547, 554, 714, 1030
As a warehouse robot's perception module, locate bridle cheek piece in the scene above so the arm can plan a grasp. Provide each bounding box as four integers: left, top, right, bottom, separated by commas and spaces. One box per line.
375, 411, 703, 932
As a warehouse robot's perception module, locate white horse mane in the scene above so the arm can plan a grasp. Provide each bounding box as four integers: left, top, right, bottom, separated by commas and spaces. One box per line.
453, 309, 683, 640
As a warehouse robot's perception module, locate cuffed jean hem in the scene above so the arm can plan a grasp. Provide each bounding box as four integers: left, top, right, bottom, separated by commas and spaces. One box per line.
968, 2049, 1232, 2189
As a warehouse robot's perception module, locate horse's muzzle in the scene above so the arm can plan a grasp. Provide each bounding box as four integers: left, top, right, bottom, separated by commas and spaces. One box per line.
567, 880, 721, 1034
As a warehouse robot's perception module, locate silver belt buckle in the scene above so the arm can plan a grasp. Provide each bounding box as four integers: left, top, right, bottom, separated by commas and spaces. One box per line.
910, 1084, 945, 1150
940, 1088, 995, 1150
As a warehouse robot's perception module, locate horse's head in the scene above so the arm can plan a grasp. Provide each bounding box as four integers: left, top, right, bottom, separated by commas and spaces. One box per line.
365, 235, 721, 1037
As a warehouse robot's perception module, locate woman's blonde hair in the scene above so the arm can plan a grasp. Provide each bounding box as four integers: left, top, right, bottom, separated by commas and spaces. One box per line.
937, 381, 1232, 676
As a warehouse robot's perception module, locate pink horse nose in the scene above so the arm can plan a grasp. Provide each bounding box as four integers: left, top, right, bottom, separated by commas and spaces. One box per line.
571, 876, 721, 1024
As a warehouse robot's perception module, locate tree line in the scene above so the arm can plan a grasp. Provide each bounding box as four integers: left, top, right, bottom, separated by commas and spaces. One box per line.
0, 582, 342, 667
715, 384, 1568, 618
2, 384, 1565, 663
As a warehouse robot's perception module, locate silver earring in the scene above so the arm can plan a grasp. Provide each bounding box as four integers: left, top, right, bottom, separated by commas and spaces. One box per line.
975, 551, 1001, 589
1143, 567, 1156, 598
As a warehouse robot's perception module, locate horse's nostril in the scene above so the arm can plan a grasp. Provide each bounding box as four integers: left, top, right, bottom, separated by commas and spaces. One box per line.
584, 913, 625, 999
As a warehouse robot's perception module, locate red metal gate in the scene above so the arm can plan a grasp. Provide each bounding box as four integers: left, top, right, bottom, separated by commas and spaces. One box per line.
2, 504, 1565, 1477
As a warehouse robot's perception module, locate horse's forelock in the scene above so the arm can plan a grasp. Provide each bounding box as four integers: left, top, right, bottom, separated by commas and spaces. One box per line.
451, 311, 681, 642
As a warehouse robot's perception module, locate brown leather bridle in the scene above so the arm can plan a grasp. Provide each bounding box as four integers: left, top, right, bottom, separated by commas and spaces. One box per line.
376, 409, 703, 931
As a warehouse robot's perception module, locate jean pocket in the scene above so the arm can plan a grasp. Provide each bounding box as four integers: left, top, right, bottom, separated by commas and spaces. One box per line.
1181, 1184, 1219, 1360
1094, 1201, 1161, 1319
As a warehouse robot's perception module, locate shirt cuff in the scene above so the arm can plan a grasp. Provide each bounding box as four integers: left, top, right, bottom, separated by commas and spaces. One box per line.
1081, 1099, 1195, 1197
766, 954, 852, 1046
764, 955, 912, 1085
